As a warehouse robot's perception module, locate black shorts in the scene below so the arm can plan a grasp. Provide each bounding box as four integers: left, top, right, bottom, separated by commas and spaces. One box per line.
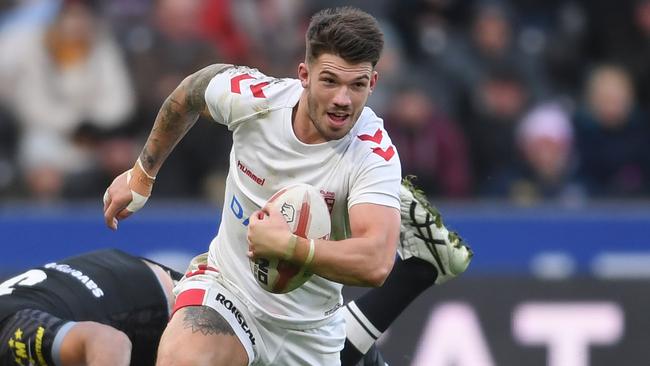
0, 309, 73, 366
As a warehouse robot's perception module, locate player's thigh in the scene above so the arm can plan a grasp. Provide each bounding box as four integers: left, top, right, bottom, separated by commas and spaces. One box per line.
0, 309, 72, 366
157, 305, 248, 366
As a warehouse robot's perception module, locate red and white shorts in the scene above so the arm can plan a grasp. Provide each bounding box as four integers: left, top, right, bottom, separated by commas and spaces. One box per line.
172, 253, 345, 366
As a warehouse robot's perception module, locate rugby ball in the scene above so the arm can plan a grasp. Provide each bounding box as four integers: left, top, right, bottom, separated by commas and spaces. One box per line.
250, 183, 331, 294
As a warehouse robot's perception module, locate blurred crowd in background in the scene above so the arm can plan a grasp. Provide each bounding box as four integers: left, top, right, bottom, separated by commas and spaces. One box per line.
1, 0, 650, 206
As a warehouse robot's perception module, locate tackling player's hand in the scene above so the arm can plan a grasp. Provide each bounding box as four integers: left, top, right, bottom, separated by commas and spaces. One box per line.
102, 159, 155, 230
247, 207, 293, 259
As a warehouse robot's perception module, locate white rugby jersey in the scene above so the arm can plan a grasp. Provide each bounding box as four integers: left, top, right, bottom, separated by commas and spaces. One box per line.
204, 65, 401, 328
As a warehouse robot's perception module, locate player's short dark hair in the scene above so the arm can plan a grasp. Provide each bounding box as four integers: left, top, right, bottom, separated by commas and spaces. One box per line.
305, 7, 384, 67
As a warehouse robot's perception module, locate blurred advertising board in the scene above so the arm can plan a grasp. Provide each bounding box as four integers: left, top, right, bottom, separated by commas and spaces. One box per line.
2, 202, 650, 277
346, 277, 650, 366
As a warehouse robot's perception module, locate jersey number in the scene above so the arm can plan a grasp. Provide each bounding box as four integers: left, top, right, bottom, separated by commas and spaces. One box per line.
230, 74, 269, 98
0, 269, 47, 296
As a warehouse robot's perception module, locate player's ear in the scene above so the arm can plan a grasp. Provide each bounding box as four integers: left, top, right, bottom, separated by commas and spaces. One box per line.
298, 62, 309, 88
369, 70, 378, 94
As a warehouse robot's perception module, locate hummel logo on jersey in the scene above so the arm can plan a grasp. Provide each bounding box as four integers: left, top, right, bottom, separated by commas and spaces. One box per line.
215, 293, 256, 345
237, 160, 266, 186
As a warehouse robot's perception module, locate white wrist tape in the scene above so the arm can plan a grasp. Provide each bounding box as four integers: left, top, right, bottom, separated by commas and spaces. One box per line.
304, 239, 315, 268
136, 158, 156, 180
126, 169, 149, 212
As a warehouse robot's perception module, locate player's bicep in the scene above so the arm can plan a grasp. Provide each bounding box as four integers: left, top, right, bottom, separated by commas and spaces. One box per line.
349, 203, 400, 256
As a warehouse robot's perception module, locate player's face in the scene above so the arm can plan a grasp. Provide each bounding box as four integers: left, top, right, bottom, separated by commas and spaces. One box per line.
298, 54, 377, 142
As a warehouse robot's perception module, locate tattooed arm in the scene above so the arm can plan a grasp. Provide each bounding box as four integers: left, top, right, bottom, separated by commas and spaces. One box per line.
138, 64, 232, 175
103, 64, 233, 229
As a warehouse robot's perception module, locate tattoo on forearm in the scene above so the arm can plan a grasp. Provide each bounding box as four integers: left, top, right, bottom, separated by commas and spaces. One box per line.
182, 306, 236, 337
158, 97, 185, 133
140, 146, 156, 172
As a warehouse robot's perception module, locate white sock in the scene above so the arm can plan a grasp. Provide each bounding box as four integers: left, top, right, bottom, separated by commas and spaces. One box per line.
342, 301, 383, 353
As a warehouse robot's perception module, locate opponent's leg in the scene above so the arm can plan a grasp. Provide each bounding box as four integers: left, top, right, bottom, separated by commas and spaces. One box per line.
359, 344, 387, 366
395, 177, 473, 285
342, 177, 473, 366
341, 257, 436, 366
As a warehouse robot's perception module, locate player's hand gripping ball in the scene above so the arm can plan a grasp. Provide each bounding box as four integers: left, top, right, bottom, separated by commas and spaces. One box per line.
250, 183, 331, 293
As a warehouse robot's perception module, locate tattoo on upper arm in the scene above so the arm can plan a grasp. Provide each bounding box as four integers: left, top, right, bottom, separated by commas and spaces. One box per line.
182, 306, 236, 337
138, 64, 233, 172
186, 64, 234, 114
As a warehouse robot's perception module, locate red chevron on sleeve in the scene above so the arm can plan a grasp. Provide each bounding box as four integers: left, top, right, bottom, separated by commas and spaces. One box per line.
231, 74, 254, 94
250, 81, 270, 98
230, 74, 269, 98
372, 146, 395, 161
357, 129, 383, 144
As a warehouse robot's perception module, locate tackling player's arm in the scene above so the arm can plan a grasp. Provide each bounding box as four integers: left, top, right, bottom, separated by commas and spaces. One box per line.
58, 322, 132, 366
103, 64, 233, 229
248, 203, 400, 287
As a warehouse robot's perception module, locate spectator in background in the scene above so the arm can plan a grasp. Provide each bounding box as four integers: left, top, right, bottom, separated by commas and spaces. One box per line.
609, 0, 650, 111
384, 0, 471, 115
627, 0, 650, 109
580, 0, 650, 110
228, 0, 306, 77
440, 0, 549, 110
461, 66, 530, 195
541, 1, 590, 101
487, 102, 584, 205
385, 85, 472, 198
0, 0, 134, 201
127, 0, 231, 201
128, 0, 217, 124
573, 64, 650, 197
0, 107, 18, 197
365, 20, 410, 117
386, 0, 471, 62
198, 0, 253, 66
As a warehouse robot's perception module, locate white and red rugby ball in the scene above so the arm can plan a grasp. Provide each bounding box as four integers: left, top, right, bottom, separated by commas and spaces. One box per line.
249, 183, 331, 294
